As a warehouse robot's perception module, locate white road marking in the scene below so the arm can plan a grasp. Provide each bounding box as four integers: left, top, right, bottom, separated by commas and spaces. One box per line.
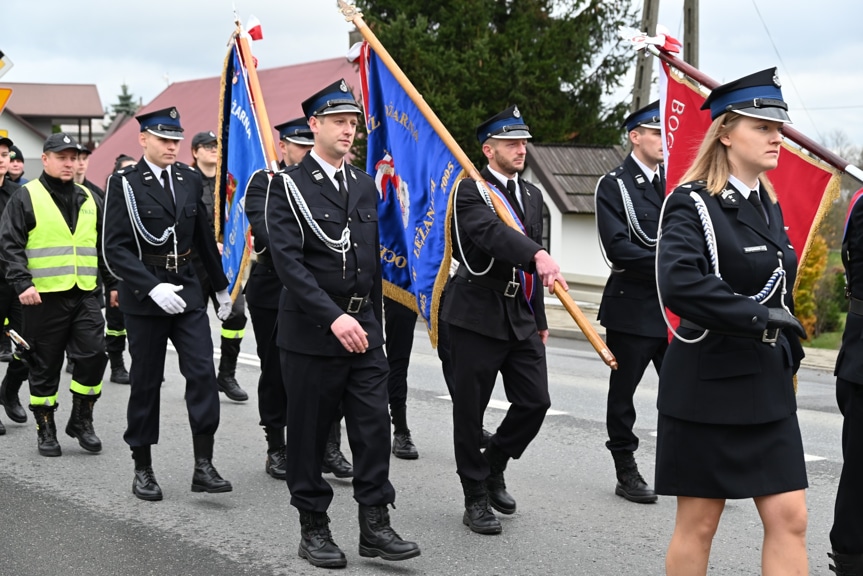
436, 395, 568, 416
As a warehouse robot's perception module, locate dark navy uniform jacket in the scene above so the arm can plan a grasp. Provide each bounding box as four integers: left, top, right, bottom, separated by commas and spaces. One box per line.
440, 166, 547, 340
264, 153, 383, 356
244, 169, 282, 311
103, 159, 226, 316
657, 181, 805, 425
836, 195, 863, 385
596, 155, 666, 338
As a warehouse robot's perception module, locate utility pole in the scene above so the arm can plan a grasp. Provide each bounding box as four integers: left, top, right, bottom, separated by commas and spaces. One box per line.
632, 0, 659, 112
683, 0, 699, 67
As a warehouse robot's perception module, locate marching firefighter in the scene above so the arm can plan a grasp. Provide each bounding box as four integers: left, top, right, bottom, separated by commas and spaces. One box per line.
0, 133, 112, 456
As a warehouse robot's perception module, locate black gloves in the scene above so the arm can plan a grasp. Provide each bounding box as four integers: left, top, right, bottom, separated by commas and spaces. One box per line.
766, 307, 807, 340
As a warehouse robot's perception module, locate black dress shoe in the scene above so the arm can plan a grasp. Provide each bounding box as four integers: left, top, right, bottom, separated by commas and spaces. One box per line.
463, 495, 502, 535
358, 505, 421, 561
615, 470, 658, 504
133, 467, 163, 501
265, 447, 287, 480
392, 431, 418, 460
486, 472, 516, 515
217, 374, 248, 402
191, 459, 233, 493
298, 511, 347, 568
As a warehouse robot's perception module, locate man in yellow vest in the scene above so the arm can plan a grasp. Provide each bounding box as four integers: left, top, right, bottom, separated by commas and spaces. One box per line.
0, 133, 114, 457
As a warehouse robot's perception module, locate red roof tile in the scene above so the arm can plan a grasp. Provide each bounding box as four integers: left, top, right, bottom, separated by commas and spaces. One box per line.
3, 83, 103, 118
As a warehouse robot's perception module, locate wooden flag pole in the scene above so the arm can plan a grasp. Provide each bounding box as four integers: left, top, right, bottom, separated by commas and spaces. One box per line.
338, 1, 617, 370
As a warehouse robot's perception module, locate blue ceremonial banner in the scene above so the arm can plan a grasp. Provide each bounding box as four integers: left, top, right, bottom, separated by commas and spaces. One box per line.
359, 43, 463, 339
216, 41, 267, 297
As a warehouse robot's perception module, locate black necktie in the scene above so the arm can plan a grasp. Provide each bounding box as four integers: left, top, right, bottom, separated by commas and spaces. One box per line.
334, 171, 348, 208
506, 179, 524, 219
651, 174, 663, 201
161, 170, 174, 206
748, 190, 767, 224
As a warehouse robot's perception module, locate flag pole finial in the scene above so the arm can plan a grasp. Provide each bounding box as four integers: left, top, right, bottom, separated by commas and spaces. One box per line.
337, 0, 363, 21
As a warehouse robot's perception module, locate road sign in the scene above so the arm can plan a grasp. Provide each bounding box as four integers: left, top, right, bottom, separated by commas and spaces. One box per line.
0, 88, 12, 116
0, 50, 13, 80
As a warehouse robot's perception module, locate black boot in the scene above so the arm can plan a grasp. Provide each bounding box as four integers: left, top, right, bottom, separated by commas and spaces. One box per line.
358, 504, 421, 561
0, 334, 12, 362
461, 478, 501, 535
480, 428, 493, 449
264, 426, 287, 480
0, 373, 27, 423
217, 337, 248, 402
298, 510, 347, 568
390, 405, 418, 460
191, 434, 232, 493
829, 551, 863, 575
108, 352, 130, 385
65, 394, 102, 453
612, 451, 657, 504
132, 445, 163, 501
321, 421, 353, 478
31, 404, 61, 457
484, 442, 516, 514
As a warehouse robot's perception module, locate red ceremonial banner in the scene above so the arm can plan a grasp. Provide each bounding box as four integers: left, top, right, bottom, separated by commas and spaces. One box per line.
659, 61, 841, 270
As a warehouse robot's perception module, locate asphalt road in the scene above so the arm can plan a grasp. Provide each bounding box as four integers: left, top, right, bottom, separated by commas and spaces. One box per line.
0, 314, 845, 575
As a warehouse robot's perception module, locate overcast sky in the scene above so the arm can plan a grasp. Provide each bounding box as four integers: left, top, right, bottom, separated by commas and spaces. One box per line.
2, 0, 862, 156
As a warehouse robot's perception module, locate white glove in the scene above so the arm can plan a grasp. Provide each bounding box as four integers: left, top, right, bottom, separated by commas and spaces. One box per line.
215, 289, 232, 321
149, 283, 186, 315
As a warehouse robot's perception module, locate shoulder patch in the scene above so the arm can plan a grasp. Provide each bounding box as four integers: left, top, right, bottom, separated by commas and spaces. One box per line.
117, 164, 138, 175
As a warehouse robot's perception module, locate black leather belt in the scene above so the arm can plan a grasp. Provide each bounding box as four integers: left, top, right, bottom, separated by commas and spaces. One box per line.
456, 266, 520, 298
256, 252, 273, 267
679, 318, 780, 343
849, 297, 863, 316
330, 293, 371, 314
141, 250, 192, 271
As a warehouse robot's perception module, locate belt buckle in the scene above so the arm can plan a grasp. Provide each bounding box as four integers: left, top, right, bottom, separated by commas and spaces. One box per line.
346, 296, 364, 314
504, 281, 519, 298
761, 328, 779, 343
165, 253, 178, 272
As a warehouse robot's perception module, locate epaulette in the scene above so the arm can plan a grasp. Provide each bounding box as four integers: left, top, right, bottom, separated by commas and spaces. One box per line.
605, 164, 625, 178
678, 179, 707, 191
174, 161, 194, 173
281, 164, 301, 175
116, 164, 138, 175
347, 164, 371, 178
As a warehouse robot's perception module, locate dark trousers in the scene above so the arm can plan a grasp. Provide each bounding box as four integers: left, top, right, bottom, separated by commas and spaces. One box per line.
282, 346, 394, 512
384, 297, 416, 409
105, 304, 127, 354
0, 282, 28, 382
448, 324, 550, 482
248, 302, 286, 428
436, 311, 456, 398
22, 291, 106, 400
604, 329, 667, 453
831, 377, 863, 554
124, 307, 220, 447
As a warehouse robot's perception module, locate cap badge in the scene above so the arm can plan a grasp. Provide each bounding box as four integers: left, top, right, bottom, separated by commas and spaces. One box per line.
63, 135, 71, 144
339, 80, 348, 92
772, 72, 781, 88
513, 106, 521, 118
208, 131, 215, 137
169, 108, 178, 119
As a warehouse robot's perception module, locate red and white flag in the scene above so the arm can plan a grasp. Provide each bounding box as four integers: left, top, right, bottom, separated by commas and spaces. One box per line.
246, 15, 263, 41
658, 60, 841, 266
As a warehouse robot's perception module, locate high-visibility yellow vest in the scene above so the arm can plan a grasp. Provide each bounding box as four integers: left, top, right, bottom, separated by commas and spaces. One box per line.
24, 180, 98, 293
